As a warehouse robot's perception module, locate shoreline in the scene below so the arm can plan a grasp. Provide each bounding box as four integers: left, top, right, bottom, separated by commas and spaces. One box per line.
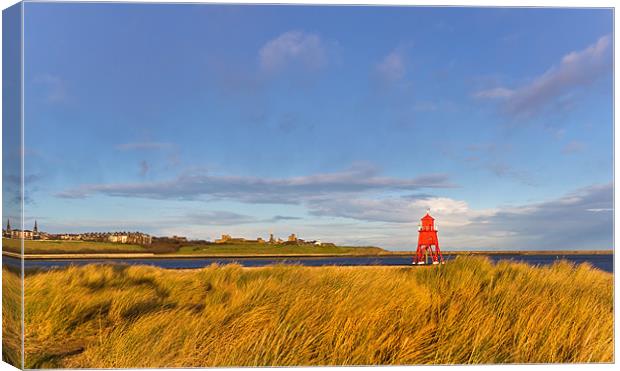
2, 250, 613, 261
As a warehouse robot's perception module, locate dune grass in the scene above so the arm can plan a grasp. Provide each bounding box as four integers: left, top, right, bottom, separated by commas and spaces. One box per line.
2, 264, 22, 368
8, 256, 614, 368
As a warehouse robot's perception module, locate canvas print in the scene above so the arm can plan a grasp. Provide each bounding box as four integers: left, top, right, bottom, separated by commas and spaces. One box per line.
1, 1, 614, 368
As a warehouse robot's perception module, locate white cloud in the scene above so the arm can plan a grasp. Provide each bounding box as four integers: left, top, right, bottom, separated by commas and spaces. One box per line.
259, 30, 327, 73
473, 87, 514, 99
587, 208, 612, 212
308, 195, 478, 226
376, 49, 406, 83
474, 34, 612, 118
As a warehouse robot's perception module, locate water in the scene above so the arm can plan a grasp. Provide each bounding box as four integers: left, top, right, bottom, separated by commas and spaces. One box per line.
3, 253, 613, 273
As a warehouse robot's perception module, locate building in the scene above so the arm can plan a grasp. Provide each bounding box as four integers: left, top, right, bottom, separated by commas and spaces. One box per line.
11, 229, 34, 240
60, 233, 83, 241
107, 232, 152, 245
2, 221, 152, 245
215, 234, 268, 244
66, 231, 152, 245
288, 233, 298, 243
2, 219, 11, 238
3, 220, 41, 240
215, 234, 246, 244
215, 234, 232, 243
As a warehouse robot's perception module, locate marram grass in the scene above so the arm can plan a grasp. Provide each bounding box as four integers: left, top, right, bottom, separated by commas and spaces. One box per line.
2, 265, 22, 366
3, 256, 613, 368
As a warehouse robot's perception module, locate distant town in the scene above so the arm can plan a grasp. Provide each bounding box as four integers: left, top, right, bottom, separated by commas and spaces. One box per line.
2, 219, 335, 247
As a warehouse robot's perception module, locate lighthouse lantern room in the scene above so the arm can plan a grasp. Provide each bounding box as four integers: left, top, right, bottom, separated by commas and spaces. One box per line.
414, 209, 444, 265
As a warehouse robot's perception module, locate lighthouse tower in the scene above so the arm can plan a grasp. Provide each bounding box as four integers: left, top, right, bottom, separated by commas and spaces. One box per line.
414, 209, 444, 265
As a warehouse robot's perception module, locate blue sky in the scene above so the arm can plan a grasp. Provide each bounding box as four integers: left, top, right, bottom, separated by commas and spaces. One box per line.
14, 3, 613, 250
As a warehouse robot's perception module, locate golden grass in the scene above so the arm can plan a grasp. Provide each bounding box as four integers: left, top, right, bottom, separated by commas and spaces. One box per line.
10, 256, 614, 367
2, 264, 22, 368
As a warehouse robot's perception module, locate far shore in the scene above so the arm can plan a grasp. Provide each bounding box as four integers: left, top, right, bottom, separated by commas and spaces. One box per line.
2, 249, 613, 260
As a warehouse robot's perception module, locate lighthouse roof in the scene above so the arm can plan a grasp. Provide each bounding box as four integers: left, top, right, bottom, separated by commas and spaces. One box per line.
421, 213, 434, 221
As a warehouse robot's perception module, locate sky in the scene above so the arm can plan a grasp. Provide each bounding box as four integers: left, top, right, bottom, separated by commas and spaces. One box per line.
9, 3, 613, 250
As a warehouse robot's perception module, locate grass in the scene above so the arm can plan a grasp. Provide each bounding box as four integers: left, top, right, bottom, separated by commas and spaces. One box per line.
2, 264, 22, 368
176, 243, 386, 255
2, 238, 147, 255
2, 238, 386, 256
4, 256, 613, 367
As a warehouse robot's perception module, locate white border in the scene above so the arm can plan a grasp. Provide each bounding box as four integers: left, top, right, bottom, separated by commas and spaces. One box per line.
0, 1, 616, 371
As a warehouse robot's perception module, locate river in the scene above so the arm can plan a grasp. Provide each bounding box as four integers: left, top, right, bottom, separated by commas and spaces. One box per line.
2, 253, 613, 273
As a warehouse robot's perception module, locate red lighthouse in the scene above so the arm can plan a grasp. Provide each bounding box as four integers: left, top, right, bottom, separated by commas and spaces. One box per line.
414, 209, 444, 265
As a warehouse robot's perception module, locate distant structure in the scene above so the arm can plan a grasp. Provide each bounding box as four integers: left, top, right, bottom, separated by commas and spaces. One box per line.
215, 234, 231, 243
215, 234, 247, 244
215, 234, 266, 244
414, 210, 444, 265
2, 220, 42, 240
211, 232, 330, 247
73, 231, 152, 245
2, 220, 150, 246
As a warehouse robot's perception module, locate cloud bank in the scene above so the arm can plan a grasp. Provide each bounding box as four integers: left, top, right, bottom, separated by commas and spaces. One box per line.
462, 183, 612, 250
303, 183, 612, 250
56, 164, 454, 203
54, 162, 611, 250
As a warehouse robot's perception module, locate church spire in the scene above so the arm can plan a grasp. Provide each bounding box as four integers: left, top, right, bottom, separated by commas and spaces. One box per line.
33, 220, 38, 233
6, 218, 11, 232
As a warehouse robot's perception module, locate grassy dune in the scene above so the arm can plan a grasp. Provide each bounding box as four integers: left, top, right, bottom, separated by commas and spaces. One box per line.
10, 256, 613, 367
2, 265, 22, 368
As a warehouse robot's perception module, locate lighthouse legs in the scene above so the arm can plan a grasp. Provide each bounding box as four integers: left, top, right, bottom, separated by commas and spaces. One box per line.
429, 246, 440, 265
436, 242, 445, 264
414, 246, 425, 264
431, 247, 439, 264
413, 245, 445, 265
430, 244, 445, 265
